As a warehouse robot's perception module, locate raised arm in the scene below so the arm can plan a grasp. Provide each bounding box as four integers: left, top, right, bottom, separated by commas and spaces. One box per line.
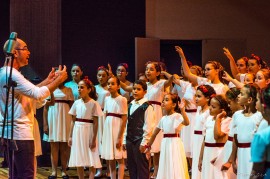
222, 72, 244, 89
178, 99, 190, 126
214, 111, 227, 140
45, 65, 68, 93
161, 71, 174, 89
37, 67, 57, 87
175, 46, 198, 85
120, 81, 133, 92
223, 48, 240, 80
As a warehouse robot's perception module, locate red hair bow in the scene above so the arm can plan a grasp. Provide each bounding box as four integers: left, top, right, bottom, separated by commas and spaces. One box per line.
251, 54, 260, 61
199, 85, 208, 93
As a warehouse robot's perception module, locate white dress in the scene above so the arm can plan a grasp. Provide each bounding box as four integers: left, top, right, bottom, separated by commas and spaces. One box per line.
201, 116, 231, 179
156, 113, 189, 179
68, 99, 103, 167
145, 80, 166, 153
101, 95, 128, 160
95, 84, 109, 155
179, 80, 197, 158
65, 80, 79, 100
192, 107, 210, 179
234, 110, 266, 179
213, 113, 239, 179
197, 77, 227, 95
44, 87, 74, 142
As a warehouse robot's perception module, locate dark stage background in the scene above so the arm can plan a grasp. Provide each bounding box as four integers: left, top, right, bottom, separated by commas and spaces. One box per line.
0, 0, 146, 166
62, 0, 145, 83
0, 0, 10, 62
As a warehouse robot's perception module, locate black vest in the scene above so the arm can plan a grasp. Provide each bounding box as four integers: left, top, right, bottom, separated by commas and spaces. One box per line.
126, 102, 150, 143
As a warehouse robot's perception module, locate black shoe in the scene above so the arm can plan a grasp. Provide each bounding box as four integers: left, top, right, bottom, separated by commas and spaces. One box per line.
1, 161, 8, 168
62, 175, 69, 179
48, 175, 56, 179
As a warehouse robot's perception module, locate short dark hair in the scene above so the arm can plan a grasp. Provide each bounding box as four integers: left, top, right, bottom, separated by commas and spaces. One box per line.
133, 80, 147, 91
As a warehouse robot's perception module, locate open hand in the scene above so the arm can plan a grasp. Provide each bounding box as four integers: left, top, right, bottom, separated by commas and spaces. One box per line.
55, 65, 68, 83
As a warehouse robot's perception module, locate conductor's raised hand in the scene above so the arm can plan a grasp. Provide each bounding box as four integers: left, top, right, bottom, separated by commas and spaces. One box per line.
55, 65, 68, 83
46, 67, 57, 83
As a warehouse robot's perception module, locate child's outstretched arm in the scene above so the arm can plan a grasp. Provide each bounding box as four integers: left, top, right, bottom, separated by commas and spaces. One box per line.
178, 99, 190, 126
172, 74, 182, 86
161, 71, 174, 89
146, 127, 161, 151
120, 81, 133, 92
175, 46, 198, 85
223, 47, 241, 80
222, 71, 244, 89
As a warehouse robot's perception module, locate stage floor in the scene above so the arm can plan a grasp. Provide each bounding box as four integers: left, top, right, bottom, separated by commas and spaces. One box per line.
0, 156, 131, 179
0, 166, 131, 178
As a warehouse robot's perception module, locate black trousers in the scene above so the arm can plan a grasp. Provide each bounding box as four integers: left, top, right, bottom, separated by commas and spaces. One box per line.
126, 139, 150, 179
3, 140, 34, 179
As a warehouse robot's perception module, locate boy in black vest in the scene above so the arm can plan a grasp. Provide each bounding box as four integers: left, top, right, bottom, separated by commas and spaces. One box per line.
123, 80, 155, 179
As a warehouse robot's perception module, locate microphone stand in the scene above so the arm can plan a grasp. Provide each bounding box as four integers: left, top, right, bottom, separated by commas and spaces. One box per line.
1, 55, 18, 179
